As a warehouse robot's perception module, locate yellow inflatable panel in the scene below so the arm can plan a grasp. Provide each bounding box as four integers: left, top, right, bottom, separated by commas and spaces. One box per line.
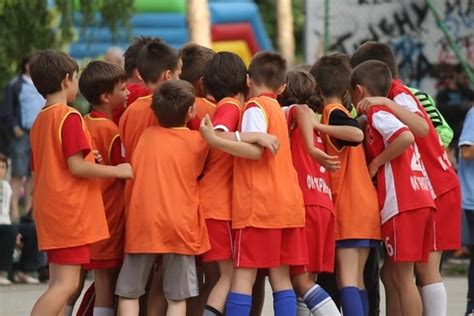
212, 40, 252, 66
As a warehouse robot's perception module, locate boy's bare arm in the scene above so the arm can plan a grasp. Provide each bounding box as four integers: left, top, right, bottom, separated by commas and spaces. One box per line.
311, 115, 364, 143
357, 97, 429, 137
294, 105, 340, 171
460, 145, 474, 161
215, 131, 280, 155
200, 116, 265, 160
67, 153, 133, 178
368, 130, 415, 177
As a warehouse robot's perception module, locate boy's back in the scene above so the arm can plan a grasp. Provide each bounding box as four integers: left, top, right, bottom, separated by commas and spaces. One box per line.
233, 94, 305, 229
31, 104, 108, 249
126, 125, 210, 254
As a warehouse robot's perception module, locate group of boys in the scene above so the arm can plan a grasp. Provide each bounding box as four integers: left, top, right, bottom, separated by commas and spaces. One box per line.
26, 35, 460, 316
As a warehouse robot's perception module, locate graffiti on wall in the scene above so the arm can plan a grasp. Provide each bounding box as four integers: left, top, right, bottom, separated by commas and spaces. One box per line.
305, 0, 474, 94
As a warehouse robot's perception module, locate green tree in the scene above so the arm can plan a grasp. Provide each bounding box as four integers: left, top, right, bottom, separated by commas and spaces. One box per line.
0, 0, 134, 98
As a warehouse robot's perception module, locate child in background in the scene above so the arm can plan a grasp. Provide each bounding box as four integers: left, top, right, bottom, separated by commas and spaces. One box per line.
279, 69, 340, 316
28, 50, 132, 316
119, 39, 181, 162
351, 41, 461, 316
115, 80, 210, 316
200, 51, 307, 316
179, 43, 217, 131
79, 60, 129, 316
351, 60, 435, 316
310, 53, 381, 316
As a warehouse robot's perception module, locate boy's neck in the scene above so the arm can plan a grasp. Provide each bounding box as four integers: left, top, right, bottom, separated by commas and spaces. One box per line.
251, 86, 276, 98
146, 81, 161, 92
323, 96, 343, 106
127, 77, 143, 85
45, 91, 68, 107
92, 104, 113, 119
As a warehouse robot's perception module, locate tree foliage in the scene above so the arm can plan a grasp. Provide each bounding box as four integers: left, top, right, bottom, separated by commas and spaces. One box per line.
0, 0, 134, 99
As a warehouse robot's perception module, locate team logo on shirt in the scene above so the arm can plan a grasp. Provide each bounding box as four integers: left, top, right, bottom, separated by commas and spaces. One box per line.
366, 127, 375, 145
306, 174, 331, 197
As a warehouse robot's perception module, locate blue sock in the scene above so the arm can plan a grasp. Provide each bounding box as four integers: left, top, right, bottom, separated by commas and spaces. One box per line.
302, 284, 331, 311
273, 289, 297, 316
359, 289, 369, 316
226, 292, 252, 316
340, 286, 364, 316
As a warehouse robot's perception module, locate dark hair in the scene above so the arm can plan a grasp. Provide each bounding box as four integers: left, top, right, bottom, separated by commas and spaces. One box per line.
123, 36, 157, 77
29, 50, 79, 98
248, 51, 287, 90
0, 153, 8, 169
203, 52, 247, 101
19, 54, 33, 74
179, 43, 215, 86
310, 53, 352, 98
278, 69, 322, 112
151, 80, 195, 128
351, 60, 392, 97
79, 61, 127, 105
350, 41, 398, 78
136, 40, 179, 84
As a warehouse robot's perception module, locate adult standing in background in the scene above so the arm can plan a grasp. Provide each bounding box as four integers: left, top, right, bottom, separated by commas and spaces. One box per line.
1, 55, 45, 222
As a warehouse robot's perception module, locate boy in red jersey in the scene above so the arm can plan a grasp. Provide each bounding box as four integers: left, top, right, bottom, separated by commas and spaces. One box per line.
352, 60, 435, 316
351, 42, 461, 316
28, 50, 132, 316
200, 51, 307, 316
79, 60, 129, 315
279, 69, 341, 316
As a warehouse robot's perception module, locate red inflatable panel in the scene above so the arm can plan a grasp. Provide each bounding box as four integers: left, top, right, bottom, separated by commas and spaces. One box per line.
211, 22, 260, 54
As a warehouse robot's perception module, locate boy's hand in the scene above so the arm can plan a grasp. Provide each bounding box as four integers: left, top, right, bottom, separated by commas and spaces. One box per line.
199, 115, 216, 142
92, 150, 103, 164
115, 163, 133, 179
357, 97, 390, 114
308, 147, 341, 171
368, 159, 380, 178
255, 133, 280, 155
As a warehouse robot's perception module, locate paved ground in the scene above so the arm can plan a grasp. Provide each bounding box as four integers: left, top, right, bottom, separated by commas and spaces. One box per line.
0, 276, 468, 315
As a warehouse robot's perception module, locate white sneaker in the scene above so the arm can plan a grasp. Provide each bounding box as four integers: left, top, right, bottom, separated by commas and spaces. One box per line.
0, 274, 11, 286
13, 271, 39, 284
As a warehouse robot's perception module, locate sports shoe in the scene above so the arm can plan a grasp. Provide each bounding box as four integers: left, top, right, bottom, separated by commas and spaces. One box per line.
0, 272, 11, 285
13, 271, 40, 284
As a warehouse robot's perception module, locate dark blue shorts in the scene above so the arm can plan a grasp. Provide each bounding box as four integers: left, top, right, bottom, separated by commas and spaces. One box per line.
336, 239, 381, 249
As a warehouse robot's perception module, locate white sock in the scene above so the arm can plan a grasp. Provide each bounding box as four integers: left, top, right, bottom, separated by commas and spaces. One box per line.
420, 282, 447, 316
297, 297, 312, 316
64, 305, 73, 316
93, 306, 115, 316
311, 300, 340, 316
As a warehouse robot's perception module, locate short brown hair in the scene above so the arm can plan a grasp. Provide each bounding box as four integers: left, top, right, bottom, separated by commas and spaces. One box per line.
123, 36, 157, 77
310, 53, 352, 98
350, 41, 398, 78
30, 50, 79, 98
79, 61, 127, 105
203, 52, 248, 101
179, 43, 215, 86
351, 60, 392, 97
137, 40, 179, 84
0, 153, 8, 169
279, 69, 322, 112
151, 80, 195, 128
248, 51, 287, 90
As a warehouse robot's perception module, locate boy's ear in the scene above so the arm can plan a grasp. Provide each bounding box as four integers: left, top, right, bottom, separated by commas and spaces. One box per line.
276, 83, 286, 96
133, 68, 144, 82
99, 92, 110, 104
246, 74, 252, 89
187, 103, 196, 119
195, 77, 205, 97
61, 73, 71, 89
163, 70, 172, 81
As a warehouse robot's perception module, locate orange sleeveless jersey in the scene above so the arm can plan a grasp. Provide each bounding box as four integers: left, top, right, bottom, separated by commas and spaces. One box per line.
118, 95, 156, 162
30, 104, 109, 250
187, 97, 217, 130
232, 96, 305, 229
125, 126, 211, 254
84, 114, 125, 260
321, 103, 381, 240
200, 97, 242, 220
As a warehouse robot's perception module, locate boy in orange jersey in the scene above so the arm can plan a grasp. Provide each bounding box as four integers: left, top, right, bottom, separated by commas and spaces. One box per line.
119, 39, 181, 162
352, 60, 436, 316
309, 53, 381, 316
351, 42, 460, 316
78, 60, 129, 316
115, 80, 210, 316
200, 51, 308, 316
28, 50, 132, 316
179, 43, 217, 131
279, 69, 341, 316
